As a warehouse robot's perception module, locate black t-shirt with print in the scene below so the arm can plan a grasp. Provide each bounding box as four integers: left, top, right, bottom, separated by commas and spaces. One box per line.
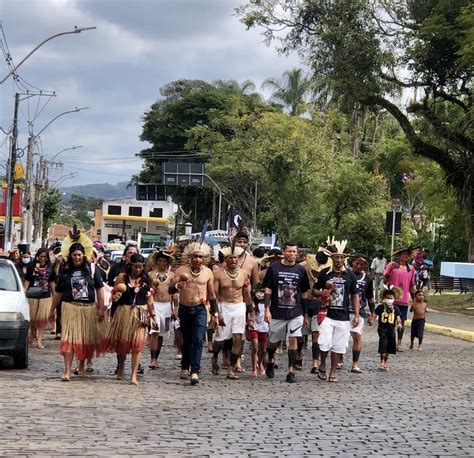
314, 267, 358, 321
375, 304, 400, 332
262, 261, 310, 320
25, 264, 55, 298
56, 266, 104, 303
349, 270, 374, 318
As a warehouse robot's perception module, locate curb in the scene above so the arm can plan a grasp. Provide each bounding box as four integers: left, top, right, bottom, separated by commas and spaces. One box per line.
406, 319, 474, 343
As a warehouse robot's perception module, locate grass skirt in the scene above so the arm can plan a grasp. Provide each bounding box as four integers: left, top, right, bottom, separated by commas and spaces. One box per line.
60, 301, 106, 360
103, 305, 147, 355
29, 297, 51, 329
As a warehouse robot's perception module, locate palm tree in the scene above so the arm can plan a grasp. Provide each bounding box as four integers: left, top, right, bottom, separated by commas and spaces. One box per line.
213, 79, 256, 95
261, 68, 311, 116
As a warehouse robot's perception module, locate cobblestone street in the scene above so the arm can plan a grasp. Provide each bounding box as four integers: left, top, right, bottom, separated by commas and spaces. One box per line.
0, 325, 473, 456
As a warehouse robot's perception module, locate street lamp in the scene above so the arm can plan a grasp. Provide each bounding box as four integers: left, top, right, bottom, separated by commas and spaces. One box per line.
50, 172, 78, 188
48, 145, 83, 162
21, 107, 90, 244
0, 27, 97, 85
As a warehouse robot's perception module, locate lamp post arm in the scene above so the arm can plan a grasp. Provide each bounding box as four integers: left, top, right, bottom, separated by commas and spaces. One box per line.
34, 107, 89, 138
0, 27, 97, 85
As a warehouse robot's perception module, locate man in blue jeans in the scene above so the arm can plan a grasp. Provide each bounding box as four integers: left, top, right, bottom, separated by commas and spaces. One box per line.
169, 242, 218, 385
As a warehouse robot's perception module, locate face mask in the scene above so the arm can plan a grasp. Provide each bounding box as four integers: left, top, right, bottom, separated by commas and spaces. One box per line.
22, 258, 31, 264
384, 299, 394, 306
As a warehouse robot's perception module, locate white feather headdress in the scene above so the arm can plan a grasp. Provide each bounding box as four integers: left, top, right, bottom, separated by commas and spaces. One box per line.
181, 241, 213, 266
220, 246, 244, 259
326, 236, 349, 256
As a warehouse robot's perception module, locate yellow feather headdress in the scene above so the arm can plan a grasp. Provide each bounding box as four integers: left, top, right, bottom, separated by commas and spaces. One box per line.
61, 225, 93, 261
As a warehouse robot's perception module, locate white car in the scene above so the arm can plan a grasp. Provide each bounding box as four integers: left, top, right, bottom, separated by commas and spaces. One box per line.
0, 259, 29, 368
140, 247, 157, 260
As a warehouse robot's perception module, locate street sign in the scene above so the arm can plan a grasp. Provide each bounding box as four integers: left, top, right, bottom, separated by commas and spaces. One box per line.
163, 162, 205, 187
136, 184, 168, 201
385, 211, 402, 234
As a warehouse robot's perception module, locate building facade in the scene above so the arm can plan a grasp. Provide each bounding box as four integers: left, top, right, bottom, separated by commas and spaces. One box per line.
96, 197, 176, 246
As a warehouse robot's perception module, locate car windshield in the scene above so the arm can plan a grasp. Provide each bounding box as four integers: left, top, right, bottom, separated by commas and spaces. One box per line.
0, 263, 20, 291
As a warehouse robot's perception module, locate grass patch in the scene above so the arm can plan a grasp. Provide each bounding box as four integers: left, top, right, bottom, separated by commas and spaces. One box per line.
428, 292, 474, 315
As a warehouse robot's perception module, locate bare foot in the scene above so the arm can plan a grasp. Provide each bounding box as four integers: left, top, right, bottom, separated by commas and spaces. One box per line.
250, 370, 257, 377
417, 347, 423, 352
130, 379, 139, 386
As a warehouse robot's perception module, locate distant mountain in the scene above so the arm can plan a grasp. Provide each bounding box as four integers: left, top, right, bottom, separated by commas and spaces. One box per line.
60, 181, 135, 201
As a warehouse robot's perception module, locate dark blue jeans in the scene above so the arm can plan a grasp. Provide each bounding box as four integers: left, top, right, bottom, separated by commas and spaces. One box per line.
179, 305, 207, 374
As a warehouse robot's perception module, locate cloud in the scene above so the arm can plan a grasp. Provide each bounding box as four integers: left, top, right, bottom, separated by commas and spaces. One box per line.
0, 0, 302, 185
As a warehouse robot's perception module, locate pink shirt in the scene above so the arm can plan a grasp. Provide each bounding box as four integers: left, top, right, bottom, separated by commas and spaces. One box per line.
384, 262, 414, 306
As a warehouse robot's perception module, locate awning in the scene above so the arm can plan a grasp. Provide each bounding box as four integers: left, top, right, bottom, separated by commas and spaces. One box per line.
141, 234, 166, 243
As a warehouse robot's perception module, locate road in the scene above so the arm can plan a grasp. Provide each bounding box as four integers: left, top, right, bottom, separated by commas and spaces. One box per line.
0, 325, 473, 456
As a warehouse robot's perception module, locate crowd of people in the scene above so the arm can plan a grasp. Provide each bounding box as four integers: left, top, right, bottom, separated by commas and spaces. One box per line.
7, 229, 430, 386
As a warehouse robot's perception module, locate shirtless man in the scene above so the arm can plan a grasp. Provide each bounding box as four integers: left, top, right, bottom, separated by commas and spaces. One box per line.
169, 242, 218, 385
232, 232, 259, 371
234, 231, 259, 287
212, 246, 252, 380
147, 251, 175, 369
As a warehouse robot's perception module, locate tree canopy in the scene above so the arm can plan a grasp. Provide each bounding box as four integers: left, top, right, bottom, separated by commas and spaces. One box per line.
237, 0, 473, 260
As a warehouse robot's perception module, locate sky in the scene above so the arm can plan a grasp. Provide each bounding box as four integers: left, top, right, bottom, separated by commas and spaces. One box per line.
0, 0, 299, 187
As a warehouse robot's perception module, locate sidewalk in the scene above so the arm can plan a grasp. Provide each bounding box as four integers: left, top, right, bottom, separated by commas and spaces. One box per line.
406, 308, 474, 342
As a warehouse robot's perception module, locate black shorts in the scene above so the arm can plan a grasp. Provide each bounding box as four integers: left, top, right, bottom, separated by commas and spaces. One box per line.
378, 328, 397, 355
411, 319, 425, 339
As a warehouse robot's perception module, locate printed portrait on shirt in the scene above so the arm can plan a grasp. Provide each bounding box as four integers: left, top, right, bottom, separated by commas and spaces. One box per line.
278, 283, 297, 306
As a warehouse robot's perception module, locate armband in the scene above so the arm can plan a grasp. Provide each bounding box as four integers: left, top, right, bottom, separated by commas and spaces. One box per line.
264, 293, 271, 308
302, 298, 309, 315
168, 285, 179, 295
246, 303, 254, 314
210, 298, 219, 315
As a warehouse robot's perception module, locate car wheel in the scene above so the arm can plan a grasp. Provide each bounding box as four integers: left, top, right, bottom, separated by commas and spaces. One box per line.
13, 341, 28, 369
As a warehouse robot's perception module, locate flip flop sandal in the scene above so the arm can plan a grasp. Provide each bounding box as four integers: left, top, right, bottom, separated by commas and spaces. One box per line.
328, 376, 338, 383
61, 376, 71, 382
227, 372, 239, 380
351, 367, 362, 374
235, 367, 245, 373
317, 368, 327, 381
310, 367, 318, 374
336, 362, 343, 370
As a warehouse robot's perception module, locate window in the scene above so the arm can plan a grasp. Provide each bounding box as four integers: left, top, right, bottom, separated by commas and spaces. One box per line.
149, 208, 163, 218
129, 206, 142, 217
108, 205, 121, 215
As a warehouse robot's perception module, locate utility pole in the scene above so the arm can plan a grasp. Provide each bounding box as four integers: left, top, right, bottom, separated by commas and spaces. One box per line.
3, 92, 20, 251
21, 134, 35, 244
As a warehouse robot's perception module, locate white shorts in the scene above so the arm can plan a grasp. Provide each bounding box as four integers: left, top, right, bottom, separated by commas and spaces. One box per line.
318, 317, 351, 354
269, 315, 304, 343
302, 315, 321, 336
151, 301, 172, 337
215, 302, 246, 342
350, 314, 364, 335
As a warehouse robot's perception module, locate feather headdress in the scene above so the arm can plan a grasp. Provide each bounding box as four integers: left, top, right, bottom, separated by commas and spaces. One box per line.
148, 249, 173, 266
61, 224, 93, 261
326, 236, 349, 256
180, 241, 213, 266
220, 246, 244, 259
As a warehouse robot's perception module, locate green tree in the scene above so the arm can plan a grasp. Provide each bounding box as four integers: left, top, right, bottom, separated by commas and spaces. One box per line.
134, 79, 274, 230
42, 188, 61, 240
238, 0, 474, 261
262, 68, 311, 116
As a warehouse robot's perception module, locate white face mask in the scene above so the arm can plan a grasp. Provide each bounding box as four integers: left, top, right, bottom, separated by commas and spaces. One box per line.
384, 299, 394, 306
22, 258, 31, 264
